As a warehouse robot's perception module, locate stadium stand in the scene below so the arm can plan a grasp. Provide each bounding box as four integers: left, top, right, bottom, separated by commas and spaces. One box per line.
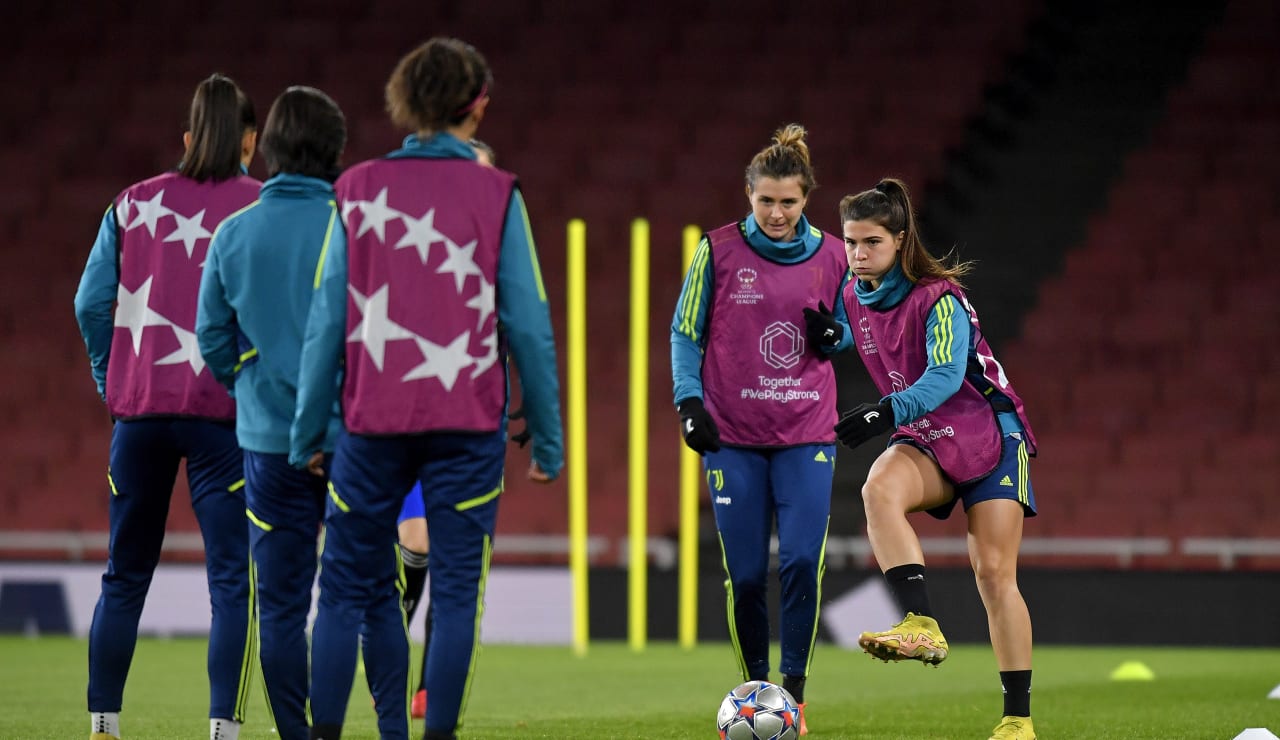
3, 0, 1274, 572
1000, 0, 1280, 568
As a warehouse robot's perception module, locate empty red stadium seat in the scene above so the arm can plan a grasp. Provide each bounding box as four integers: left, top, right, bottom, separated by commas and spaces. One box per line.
1051, 498, 1158, 538
1092, 463, 1187, 508
1035, 432, 1117, 468
1209, 433, 1280, 468
1118, 434, 1206, 470
1164, 495, 1256, 538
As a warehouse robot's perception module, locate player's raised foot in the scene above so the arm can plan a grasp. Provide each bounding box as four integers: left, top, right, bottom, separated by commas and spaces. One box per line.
411, 688, 428, 719
796, 702, 808, 736
989, 715, 1035, 739
858, 612, 949, 665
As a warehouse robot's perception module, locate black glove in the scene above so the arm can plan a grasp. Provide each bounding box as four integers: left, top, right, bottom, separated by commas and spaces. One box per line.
802, 300, 843, 351
834, 401, 896, 449
509, 406, 531, 448
677, 397, 721, 454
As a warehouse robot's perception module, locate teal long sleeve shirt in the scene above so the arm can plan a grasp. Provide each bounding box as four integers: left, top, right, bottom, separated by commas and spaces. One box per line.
196, 173, 346, 454
74, 206, 122, 399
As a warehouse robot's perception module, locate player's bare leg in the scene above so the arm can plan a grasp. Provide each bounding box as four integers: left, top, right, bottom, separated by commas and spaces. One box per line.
967, 499, 1031, 672
969, 498, 1035, 739
858, 445, 953, 664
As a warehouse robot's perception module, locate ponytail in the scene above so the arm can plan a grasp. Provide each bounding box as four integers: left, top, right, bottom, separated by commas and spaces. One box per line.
179, 73, 256, 182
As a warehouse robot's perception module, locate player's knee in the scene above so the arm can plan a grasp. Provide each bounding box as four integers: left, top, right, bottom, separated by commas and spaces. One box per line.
728, 571, 768, 596
397, 519, 428, 553
971, 556, 1017, 595
779, 553, 820, 578
400, 532, 428, 554
861, 477, 901, 516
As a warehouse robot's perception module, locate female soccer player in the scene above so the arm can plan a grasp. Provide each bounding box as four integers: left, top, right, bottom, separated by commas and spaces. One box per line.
670, 124, 850, 735
195, 85, 349, 740
829, 178, 1038, 740
73, 74, 260, 740
291, 37, 563, 740
400, 136, 496, 722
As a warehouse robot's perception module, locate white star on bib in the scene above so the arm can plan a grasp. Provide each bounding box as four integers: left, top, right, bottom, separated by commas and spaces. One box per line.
470, 329, 499, 380
464, 276, 495, 330
114, 277, 172, 354
347, 284, 415, 371
154, 323, 207, 375
436, 238, 482, 294
395, 207, 447, 264
127, 190, 173, 237
115, 193, 133, 227
402, 331, 473, 391
163, 207, 212, 258
351, 187, 401, 243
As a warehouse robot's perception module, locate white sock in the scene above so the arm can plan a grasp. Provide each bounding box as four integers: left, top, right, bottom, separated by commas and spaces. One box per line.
211, 718, 241, 740
90, 712, 120, 737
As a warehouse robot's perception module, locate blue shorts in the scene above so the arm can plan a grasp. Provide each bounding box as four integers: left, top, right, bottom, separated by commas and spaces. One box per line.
901, 433, 1036, 520
398, 481, 425, 524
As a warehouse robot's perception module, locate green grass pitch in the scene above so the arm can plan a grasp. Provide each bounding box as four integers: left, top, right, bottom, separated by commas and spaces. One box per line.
4, 637, 1278, 738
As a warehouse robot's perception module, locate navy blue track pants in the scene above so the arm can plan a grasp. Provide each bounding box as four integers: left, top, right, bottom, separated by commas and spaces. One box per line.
705, 444, 834, 682
87, 418, 252, 721
309, 428, 503, 738
244, 451, 327, 740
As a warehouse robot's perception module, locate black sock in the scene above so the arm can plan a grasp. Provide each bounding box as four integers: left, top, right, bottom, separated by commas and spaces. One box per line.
884, 564, 932, 618
418, 607, 433, 692
400, 546, 428, 620
782, 674, 806, 704
1000, 670, 1032, 717
424, 730, 456, 740
310, 723, 342, 740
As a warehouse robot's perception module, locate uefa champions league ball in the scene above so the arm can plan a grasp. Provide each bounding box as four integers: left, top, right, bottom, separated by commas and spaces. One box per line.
716, 680, 800, 740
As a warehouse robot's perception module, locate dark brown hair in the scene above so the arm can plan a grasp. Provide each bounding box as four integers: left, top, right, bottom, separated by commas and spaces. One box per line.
745, 123, 816, 195
179, 73, 255, 182
385, 37, 491, 133
261, 86, 347, 181
839, 178, 972, 285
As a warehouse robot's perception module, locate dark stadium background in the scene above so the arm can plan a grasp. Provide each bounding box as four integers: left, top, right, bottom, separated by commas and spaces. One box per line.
1, 0, 1276, 645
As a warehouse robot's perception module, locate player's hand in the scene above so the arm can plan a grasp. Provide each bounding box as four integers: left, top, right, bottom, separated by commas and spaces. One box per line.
305, 451, 326, 477
834, 401, 896, 449
802, 300, 843, 351
509, 406, 531, 448
678, 397, 721, 455
528, 459, 553, 484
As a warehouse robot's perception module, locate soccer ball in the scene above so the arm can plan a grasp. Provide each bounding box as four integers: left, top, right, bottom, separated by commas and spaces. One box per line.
716, 680, 799, 740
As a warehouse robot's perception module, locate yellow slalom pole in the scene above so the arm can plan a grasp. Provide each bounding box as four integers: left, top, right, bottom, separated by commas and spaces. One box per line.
678, 225, 702, 650
566, 218, 589, 657
628, 218, 650, 652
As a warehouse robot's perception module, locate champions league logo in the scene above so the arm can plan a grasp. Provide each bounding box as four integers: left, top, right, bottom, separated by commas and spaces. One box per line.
730, 267, 764, 305
858, 316, 878, 355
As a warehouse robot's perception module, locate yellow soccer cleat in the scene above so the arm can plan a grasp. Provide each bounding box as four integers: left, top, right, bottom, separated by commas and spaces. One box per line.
857, 612, 949, 665
989, 715, 1035, 739
90, 734, 120, 740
